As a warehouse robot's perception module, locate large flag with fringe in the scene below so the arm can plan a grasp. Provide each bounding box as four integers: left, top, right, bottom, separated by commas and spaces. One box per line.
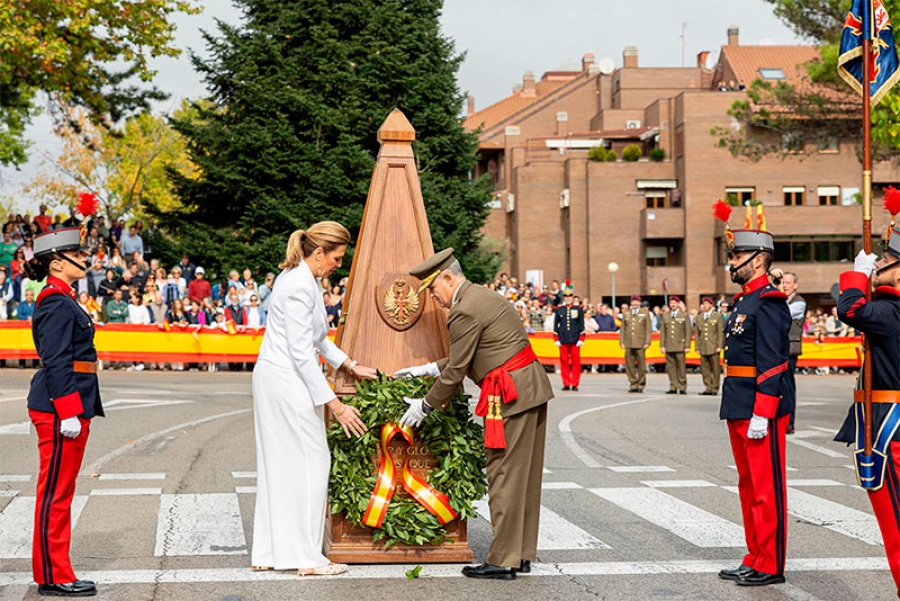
838, 0, 900, 105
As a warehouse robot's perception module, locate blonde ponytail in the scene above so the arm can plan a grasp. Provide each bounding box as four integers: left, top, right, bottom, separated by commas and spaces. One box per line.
279, 222, 351, 270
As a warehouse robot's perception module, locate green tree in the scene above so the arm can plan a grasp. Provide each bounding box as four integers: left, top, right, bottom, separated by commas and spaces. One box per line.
158, 0, 498, 281
0, 0, 200, 166
714, 0, 900, 162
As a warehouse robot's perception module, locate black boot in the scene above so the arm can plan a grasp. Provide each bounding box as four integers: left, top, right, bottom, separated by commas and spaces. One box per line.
461, 563, 516, 580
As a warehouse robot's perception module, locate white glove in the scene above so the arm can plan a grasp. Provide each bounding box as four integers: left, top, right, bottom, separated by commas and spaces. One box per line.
747, 414, 768, 440
399, 396, 427, 428
393, 362, 440, 378
554, 340, 561, 347
59, 416, 81, 439
854, 250, 878, 277
576, 340, 584, 348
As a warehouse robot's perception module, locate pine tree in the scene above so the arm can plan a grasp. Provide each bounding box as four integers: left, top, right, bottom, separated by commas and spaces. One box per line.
157, 0, 497, 282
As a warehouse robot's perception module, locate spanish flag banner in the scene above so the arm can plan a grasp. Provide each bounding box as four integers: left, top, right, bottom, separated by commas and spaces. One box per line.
225, 319, 237, 335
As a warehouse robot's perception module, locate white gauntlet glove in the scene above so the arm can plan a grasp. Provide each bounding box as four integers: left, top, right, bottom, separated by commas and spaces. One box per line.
576, 340, 584, 348
59, 416, 82, 439
393, 362, 440, 378
399, 396, 428, 428
747, 415, 768, 440
854, 250, 878, 277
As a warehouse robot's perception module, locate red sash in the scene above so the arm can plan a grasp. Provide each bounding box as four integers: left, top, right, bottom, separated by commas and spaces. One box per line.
476, 345, 538, 449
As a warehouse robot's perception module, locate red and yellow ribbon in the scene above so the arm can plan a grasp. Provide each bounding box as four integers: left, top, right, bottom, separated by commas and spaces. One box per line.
361, 422, 458, 529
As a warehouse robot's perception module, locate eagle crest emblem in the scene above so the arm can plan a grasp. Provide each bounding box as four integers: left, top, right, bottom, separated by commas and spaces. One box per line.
375, 272, 425, 331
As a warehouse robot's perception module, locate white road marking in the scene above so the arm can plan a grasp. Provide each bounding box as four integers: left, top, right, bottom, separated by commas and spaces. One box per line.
83, 409, 251, 473
541, 482, 582, 490
90, 488, 162, 496
105, 389, 171, 396
0, 557, 887, 584
786, 438, 847, 458
557, 396, 665, 468
0, 496, 88, 558
155, 493, 247, 556
0, 422, 30, 435
235, 486, 256, 494
723, 486, 882, 545
590, 487, 745, 548
542, 468, 552, 474
787, 479, 845, 487
231, 471, 256, 479
607, 466, 675, 473
473, 498, 609, 550
641, 480, 716, 488
0, 476, 30, 483
0, 491, 18, 498
98, 473, 166, 481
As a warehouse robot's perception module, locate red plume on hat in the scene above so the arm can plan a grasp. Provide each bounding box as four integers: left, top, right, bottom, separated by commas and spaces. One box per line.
712, 199, 732, 223
76, 192, 99, 218
884, 186, 900, 218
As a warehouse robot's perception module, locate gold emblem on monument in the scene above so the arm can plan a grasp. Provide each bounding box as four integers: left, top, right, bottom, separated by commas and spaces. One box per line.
383, 279, 420, 326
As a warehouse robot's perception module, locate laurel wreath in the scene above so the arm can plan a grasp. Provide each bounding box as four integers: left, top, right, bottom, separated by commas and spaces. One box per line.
327, 374, 488, 548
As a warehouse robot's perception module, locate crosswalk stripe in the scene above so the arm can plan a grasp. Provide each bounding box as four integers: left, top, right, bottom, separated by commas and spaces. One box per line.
231, 472, 256, 479
98, 473, 166, 481
607, 466, 674, 473
0, 557, 888, 585
91, 488, 162, 496
0, 491, 18, 498
786, 438, 847, 458
723, 486, 882, 545
641, 480, 716, 488
0, 475, 30, 483
473, 498, 610, 550
786, 479, 845, 487
0, 496, 88, 559
589, 487, 745, 548
155, 494, 247, 556
541, 482, 582, 490
235, 486, 256, 494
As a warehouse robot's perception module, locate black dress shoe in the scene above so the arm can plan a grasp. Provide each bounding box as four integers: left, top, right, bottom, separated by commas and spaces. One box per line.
736, 570, 785, 586
518, 559, 531, 573
666, 390, 677, 394
38, 581, 97, 597
698, 391, 712, 396
678, 390, 687, 395
718, 564, 753, 581
562, 386, 570, 391
462, 563, 516, 580
572, 386, 578, 392
628, 388, 639, 393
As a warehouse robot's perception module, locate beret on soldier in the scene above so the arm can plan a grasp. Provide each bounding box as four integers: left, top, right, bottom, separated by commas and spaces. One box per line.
702, 296, 714, 304
669, 295, 681, 303
409, 248, 456, 292
630, 294, 641, 301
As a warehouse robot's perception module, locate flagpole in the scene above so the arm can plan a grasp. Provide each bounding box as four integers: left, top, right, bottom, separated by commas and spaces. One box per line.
862, 0, 874, 457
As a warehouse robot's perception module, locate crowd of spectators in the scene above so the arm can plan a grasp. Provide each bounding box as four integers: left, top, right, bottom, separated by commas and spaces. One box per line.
0, 208, 346, 371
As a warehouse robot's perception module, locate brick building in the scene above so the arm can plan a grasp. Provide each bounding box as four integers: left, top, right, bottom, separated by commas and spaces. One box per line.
465, 27, 899, 310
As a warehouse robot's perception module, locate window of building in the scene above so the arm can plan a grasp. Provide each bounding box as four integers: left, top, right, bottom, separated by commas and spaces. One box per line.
783, 186, 805, 206
773, 237, 858, 262
646, 245, 667, 267
759, 68, 786, 80
725, 187, 755, 205
645, 191, 667, 209
818, 135, 839, 153
818, 186, 840, 206
782, 132, 803, 153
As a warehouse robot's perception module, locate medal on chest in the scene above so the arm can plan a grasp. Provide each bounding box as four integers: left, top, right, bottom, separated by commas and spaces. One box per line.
731, 314, 747, 335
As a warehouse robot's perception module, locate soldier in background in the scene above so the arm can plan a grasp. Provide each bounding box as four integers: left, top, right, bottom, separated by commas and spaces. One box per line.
620, 295, 652, 393
554, 283, 585, 391
659, 295, 691, 395
694, 296, 724, 395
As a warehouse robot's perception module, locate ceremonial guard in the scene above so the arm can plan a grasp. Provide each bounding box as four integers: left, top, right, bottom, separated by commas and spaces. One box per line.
553, 282, 585, 391
694, 296, 724, 395
834, 198, 900, 597
394, 249, 553, 581
619, 295, 652, 393
25, 194, 103, 597
659, 296, 691, 394
714, 201, 792, 587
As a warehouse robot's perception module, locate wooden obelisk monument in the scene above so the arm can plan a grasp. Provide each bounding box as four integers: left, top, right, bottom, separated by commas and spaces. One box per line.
325, 109, 471, 563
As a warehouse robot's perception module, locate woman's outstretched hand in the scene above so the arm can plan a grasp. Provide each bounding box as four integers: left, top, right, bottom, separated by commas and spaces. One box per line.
329, 400, 367, 438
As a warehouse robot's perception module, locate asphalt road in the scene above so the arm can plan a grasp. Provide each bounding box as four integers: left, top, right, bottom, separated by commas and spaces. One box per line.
0, 368, 892, 601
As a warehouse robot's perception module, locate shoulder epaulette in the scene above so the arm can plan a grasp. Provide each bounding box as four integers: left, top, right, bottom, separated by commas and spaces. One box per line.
760, 289, 788, 301
874, 286, 900, 299
36, 287, 66, 308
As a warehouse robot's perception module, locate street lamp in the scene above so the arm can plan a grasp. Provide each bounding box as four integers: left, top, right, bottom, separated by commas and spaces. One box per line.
608, 262, 619, 309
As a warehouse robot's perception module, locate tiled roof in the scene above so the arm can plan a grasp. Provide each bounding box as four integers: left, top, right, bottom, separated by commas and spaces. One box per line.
463, 76, 577, 134
718, 45, 821, 88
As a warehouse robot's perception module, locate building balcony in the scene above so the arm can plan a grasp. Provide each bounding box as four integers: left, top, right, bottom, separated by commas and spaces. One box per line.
641, 265, 685, 296
640, 207, 684, 239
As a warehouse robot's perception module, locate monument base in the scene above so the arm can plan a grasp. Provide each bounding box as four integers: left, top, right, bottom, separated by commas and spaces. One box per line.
325, 512, 473, 564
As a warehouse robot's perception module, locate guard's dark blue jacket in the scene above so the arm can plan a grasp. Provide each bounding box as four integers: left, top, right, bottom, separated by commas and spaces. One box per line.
27, 277, 104, 420
721, 274, 793, 420
554, 304, 585, 345
835, 271, 900, 444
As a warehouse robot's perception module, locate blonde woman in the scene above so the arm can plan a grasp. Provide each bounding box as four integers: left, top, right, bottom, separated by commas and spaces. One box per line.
252, 222, 376, 576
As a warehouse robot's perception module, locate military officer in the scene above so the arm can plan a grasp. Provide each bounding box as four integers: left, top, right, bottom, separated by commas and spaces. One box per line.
834, 238, 900, 597
24, 223, 103, 597
553, 283, 585, 391
694, 296, 724, 395
659, 295, 691, 394
394, 249, 553, 581
714, 202, 792, 587
619, 294, 652, 393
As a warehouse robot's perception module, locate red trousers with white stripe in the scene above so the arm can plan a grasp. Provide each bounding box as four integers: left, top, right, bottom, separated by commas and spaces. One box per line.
727, 414, 788, 576
559, 344, 581, 388
30, 410, 90, 585
868, 440, 900, 599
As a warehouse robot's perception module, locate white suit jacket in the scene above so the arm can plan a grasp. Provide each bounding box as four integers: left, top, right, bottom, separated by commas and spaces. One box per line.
257, 261, 347, 405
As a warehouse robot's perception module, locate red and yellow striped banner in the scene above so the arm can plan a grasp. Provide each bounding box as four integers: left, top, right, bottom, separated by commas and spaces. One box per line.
362, 422, 457, 529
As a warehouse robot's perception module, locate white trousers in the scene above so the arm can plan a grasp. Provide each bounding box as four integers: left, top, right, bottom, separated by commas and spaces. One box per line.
251, 359, 331, 569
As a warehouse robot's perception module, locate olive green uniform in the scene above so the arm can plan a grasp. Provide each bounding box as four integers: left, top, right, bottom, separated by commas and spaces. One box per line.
619, 308, 652, 391
694, 311, 724, 394
425, 281, 554, 569
659, 310, 692, 393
